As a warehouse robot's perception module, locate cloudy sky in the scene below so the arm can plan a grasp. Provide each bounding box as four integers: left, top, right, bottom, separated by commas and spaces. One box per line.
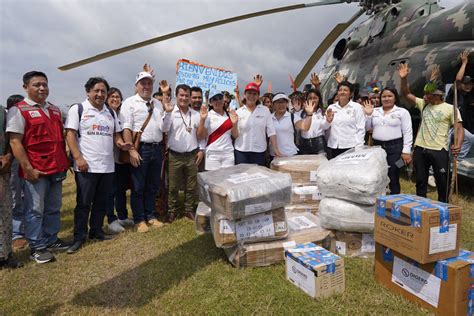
0, 0, 465, 108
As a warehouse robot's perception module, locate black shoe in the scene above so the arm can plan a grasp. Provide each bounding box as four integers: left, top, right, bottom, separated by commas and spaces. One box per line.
67, 240, 84, 254
0, 254, 24, 269
89, 233, 113, 241
30, 249, 55, 264
47, 238, 72, 252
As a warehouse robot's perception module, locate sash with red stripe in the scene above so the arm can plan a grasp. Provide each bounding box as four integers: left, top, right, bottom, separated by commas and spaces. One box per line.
207, 117, 233, 146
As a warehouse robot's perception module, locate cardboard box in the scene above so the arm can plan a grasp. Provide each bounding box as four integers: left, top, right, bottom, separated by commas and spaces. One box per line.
292, 184, 323, 205
374, 243, 473, 316
197, 164, 292, 219
270, 154, 327, 184
195, 202, 211, 234
335, 231, 375, 257
284, 204, 318, 215
225, 212, 334, 268
374, 194, 462, 263
285, 242, 345, 299
210, 208, 288, 248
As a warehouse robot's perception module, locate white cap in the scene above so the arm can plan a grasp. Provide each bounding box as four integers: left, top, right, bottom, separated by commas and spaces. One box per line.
272, 93, 289, 102
135, 71, 154, 84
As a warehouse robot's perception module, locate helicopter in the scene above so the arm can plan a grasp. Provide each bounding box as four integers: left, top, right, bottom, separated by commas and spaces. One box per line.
58, 0, 473, 97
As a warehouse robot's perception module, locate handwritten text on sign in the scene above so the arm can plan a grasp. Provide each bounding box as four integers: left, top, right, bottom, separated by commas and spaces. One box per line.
176, 60, 237, 92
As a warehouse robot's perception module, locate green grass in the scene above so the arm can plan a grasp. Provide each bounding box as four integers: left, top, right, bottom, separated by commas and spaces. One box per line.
0, 174, 472, 315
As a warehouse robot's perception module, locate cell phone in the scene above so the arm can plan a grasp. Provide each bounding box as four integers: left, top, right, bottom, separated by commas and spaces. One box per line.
395, 158, 405, 168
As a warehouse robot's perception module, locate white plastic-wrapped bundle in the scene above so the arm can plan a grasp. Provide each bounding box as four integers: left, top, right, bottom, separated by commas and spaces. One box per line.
316, 146, 389, 205
319, 198, 375, 233
197, 164, 292, 219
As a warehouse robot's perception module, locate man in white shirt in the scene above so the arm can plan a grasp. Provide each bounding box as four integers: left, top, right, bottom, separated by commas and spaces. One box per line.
65, 77, 131, 253
167, 84, 205, 222
120, 71, 174, 233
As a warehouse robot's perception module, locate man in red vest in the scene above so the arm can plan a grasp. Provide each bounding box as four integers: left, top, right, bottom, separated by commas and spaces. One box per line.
7, 71, 70, 264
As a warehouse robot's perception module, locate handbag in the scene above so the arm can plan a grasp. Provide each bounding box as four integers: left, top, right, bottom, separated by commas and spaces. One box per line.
119, 110, 153, 164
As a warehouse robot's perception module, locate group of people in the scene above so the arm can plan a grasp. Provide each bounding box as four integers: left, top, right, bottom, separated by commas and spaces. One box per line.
0, 49, 472, 268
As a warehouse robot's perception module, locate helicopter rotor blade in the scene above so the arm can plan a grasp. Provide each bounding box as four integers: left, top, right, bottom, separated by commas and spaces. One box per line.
293, 9, 364, 88
58, 0, 348, 71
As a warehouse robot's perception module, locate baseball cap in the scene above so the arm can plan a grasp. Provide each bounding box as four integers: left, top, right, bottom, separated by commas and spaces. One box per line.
272, 93, 289, 102
209, 89, 223, 101
462, 75, 472, 84
244, 82, 260, 94
135, 71, 154, 84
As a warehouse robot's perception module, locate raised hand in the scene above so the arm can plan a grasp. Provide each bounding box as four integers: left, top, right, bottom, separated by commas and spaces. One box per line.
143, 63, 155, 77
398, 63, 410, 79
229, 109, 238, 124
304, 100, 316, 115
430, 64, 441, 82
253, 74, 263, 87
460, 49, 469, 64
234, 81, 240, 95
200, 105, 208, 120
159, 80, 170, 95
310, 73, 321, 87
325, 108, 334, 123
334, 72, 344, 84
362, 100, 374, 116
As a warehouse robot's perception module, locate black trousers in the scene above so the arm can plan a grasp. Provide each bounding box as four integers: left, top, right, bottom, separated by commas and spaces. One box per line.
74, 172, 114, 241
413, 146, 450, 202
374, 138, 403, 194
328, 147, 351, 159
299, 136, 326, 155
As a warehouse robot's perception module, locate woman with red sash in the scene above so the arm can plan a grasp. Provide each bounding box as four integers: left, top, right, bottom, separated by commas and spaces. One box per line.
197, 89, 236, 170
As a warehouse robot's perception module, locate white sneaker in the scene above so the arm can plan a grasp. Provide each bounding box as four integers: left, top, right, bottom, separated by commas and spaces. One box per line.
459, 160, 474, 168
428, 175, 436, 188
107, 220, 125, 234
118, 218, 135, 227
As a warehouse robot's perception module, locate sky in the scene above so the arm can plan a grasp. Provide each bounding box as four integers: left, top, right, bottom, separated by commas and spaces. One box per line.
0, 0, 466, 108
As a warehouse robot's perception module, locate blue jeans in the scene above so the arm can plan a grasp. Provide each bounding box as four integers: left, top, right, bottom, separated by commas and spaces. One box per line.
130, 144, 163, 223
74, 172, 113, 241
23, 173, 64, 250
10, 159, 25, 240
106, 163, 131, 223
449, 128, 473, 160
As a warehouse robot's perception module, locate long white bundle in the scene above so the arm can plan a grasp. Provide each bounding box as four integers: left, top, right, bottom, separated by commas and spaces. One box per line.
319, 198, 375, 233
316, 146, 389, 205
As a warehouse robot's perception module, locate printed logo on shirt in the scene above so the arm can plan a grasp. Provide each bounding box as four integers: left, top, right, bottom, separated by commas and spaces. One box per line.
29, 110, 41, 118
87, 119, 113, 137
82, 114, 95, 121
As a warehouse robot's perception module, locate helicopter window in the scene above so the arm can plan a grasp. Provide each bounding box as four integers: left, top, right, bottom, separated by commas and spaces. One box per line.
418, 9, 425, 16
369, 15, 385, 38
333, 39, 347, 60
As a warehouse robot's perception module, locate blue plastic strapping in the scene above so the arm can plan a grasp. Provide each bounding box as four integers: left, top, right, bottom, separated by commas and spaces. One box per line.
435, 204, 450, 233
382, 246, 394, 262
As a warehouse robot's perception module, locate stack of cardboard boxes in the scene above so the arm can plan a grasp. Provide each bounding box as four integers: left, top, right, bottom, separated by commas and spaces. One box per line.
270, 154, 327, 215
374, 194, 472, 315
196, 164, 334, 268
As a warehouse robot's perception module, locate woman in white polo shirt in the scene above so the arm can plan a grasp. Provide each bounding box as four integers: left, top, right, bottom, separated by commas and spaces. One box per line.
364, 87, 413, 194
270, 93, 315, 158
231, 82, 281, 165
197, 89, 236, 170
298, 89, 327, 155
322, 81, 366, 159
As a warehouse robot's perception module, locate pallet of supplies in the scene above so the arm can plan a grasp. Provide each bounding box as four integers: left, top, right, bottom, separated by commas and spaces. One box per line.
197, 164, 292, 219
270, 154, 327, 184
225, 212, 334, 268
316, 146, 389, 205
374, 243, 473, 316
319, 198, 375, 233
195, 202, 211, 234
334, 231, 375, 257
375, 194, 462, 263
285, 242, 345, 299
210, 208, 288, 248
